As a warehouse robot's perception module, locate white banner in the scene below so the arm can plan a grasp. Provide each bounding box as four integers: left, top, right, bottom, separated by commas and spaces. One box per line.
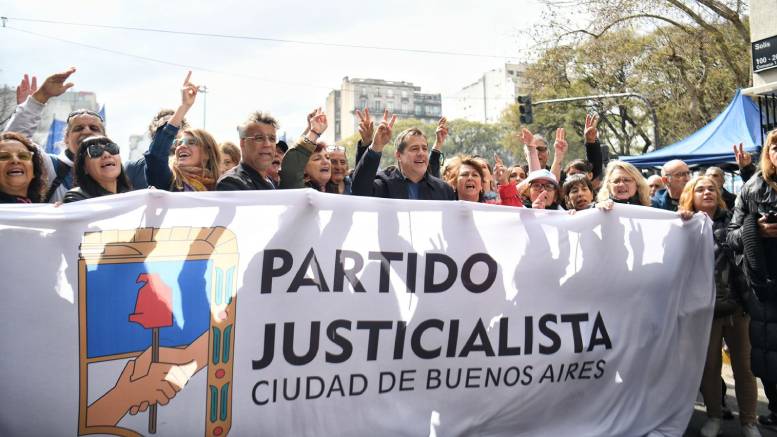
0, 189, 714, 437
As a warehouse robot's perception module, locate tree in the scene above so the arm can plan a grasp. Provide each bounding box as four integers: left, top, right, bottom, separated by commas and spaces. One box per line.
516, 11, 749, 156
340, 118, 524, 169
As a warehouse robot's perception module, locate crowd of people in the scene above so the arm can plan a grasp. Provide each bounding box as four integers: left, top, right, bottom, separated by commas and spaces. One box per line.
1, 68, 776, 436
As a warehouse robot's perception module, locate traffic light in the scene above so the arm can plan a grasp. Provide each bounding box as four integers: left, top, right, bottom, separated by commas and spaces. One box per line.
517, 95, 533, 124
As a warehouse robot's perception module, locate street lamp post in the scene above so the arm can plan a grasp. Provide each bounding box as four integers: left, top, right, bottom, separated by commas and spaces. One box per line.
198, 85, 208, 129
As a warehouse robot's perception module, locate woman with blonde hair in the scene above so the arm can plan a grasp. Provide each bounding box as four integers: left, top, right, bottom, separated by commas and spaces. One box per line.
727, 128, 777, 429
679, 176, 760, 437
596, 160, 651, 209
145, 71, 222, 191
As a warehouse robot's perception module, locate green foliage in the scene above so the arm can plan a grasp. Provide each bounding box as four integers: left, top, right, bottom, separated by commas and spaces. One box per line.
517, 17, 750, 157
341, 118, 525, 169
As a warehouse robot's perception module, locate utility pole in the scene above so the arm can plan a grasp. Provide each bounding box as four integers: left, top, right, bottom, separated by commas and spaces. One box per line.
533, 92, 659, 153
198, 85, 208, 129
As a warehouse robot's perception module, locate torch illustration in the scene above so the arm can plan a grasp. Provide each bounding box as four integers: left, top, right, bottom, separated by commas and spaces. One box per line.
129, 273, 173, 434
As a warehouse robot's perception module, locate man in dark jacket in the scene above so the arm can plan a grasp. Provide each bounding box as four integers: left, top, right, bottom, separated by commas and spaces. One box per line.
351, 110, 455, 201
652, 159, 691, 211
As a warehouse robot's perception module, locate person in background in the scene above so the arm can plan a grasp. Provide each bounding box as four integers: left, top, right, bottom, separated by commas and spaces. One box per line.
125, 109, 189, 190
473, 156, 498, 203
647, 174, 665, 198
679, 176, 761, 437
562, 174, 595, 211
727, 129, 777, 429
652, 159, 691, 211
0, 132, 47, 203
219, 142, 241, 175
64, 136, 132, 202
516, 169, 562, 210
328, 145, 352, 194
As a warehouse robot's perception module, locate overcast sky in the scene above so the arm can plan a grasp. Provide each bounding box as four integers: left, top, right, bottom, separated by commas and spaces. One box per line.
1, 0, 545, 156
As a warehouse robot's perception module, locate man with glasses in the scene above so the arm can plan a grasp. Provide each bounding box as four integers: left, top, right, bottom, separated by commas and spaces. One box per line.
3, 67, 108, 203
217, 109, 327, 191
651, 159, 691, 211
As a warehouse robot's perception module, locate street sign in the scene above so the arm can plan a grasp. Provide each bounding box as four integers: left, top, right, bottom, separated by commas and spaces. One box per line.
753, 35, 777, 73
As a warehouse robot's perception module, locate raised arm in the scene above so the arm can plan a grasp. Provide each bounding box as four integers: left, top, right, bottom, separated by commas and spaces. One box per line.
354, 108, 374, 166
145, 72, 198, 189
521, 128, 541, 172
352, 109, 396, 196
4, 68, 76, 137
280, 108, 327, 189
584, 114, 603, 181
428, 116, 447, 178
550, 127, 567, 181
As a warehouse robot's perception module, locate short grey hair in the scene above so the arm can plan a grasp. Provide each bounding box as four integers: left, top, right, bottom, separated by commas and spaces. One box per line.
237, 111, 279, 138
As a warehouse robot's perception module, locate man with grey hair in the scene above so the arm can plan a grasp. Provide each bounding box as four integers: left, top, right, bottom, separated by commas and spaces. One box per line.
217, 109, 327, 191
651, 159, 691, 211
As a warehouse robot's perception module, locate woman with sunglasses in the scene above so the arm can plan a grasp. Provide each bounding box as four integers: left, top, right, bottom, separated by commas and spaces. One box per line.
64, 136, 131, 203
145, 72, 222, 192
0, 132, 47, 203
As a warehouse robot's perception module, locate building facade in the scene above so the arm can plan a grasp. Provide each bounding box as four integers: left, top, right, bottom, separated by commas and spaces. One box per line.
447, 63, 528, 124
323, 77, 442, 144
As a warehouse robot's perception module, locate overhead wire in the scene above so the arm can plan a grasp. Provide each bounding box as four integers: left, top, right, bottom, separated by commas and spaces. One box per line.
4, 16, 524, 59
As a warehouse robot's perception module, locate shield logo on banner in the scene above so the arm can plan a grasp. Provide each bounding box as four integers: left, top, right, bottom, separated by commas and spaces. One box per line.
76, 227, 238, 437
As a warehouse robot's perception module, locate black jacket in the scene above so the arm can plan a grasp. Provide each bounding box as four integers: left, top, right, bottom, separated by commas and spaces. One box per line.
352, 148, 455, 200
216, 162, 276, 191
63, 185, 126, 203
726, 171, 777, 382
711, 208, 748, 318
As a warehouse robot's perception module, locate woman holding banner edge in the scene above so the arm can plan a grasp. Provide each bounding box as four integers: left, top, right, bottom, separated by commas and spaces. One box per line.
678, 176, 760, 437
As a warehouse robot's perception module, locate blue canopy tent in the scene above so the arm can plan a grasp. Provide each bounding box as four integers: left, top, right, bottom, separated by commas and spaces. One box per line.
621, 90, 762, 168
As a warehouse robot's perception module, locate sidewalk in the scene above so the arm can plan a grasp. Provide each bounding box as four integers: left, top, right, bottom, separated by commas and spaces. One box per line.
684, 362, 776, 437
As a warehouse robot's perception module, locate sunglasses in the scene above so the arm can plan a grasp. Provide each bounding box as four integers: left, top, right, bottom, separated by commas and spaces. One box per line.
86, 142, 120, 159
174, 138, 199, 147
67, 109, 104, 123
0, 150, 35, 162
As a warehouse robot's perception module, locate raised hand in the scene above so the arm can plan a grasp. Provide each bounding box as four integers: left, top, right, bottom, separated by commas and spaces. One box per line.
532, 190, 549, 209
732, 143, 752, 168
371, 109, 397, 152
554, 128, 568, 155
16, 74, 38, 105
433, 117, 448, 150
181, 71, 199, 108
308, 107, 328, 137
521, 128, 534, 147
356, 108, 374, 146
584, 113, 599, 143
494, 153, 508, 185
32, 67, 76, 104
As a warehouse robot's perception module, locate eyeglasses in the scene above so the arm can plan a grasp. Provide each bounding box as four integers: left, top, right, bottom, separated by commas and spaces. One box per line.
327, 145, 346, 153
610, 177, 635, 185
666, 171, 690, 179
174, 138, 199, 147
67, 109, 104, 123
0, 150, 35, 162
86, 142, 120, 159
243, 135, 277, 143
535, 147, 548, 152
530, 183, 557, 191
